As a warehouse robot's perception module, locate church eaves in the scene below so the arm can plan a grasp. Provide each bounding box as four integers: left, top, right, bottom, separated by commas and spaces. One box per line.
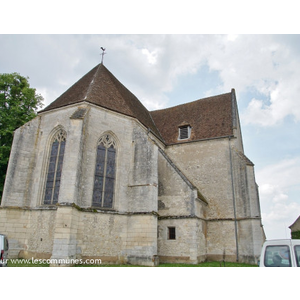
40, 63, 162, 139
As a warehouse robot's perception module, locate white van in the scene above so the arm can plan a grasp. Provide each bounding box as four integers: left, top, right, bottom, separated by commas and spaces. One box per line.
259, 239, 300, 267
0, 234, 9, 267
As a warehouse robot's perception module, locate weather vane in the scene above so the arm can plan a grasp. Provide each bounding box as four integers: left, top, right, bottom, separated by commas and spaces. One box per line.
101, 47, 106, 64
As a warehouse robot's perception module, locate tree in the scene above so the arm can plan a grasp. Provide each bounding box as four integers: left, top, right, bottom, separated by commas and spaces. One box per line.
0, 73, 44, 202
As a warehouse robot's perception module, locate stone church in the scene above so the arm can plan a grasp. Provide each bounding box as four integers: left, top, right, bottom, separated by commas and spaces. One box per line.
0, 62, 265, 265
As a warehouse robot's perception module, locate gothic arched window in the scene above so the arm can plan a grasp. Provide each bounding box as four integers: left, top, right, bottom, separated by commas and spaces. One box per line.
44, 129, 67, 205
92, 134, 116, 209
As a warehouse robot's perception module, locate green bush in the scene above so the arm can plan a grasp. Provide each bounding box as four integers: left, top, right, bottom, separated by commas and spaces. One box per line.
291, 230, 300, 239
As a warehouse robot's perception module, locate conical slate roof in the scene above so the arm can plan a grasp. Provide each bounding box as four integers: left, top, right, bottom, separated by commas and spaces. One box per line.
41, 63, 162, 139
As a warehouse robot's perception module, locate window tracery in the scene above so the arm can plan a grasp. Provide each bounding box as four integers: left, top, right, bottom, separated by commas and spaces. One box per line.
92, 133, 116, 209
44, 129, 67, 205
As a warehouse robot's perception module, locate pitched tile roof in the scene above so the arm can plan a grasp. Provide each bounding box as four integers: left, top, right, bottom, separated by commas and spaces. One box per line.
40, 63, 162, 138
289, 215, 300, 229
150, 92, 234, 144
41, 63, 235, 145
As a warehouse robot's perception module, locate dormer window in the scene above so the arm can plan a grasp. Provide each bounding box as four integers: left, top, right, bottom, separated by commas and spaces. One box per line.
178, 125, 191, 140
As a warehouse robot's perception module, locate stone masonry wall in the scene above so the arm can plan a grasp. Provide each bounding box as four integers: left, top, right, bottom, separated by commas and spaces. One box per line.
158, 218, 206, 263
158, 150, 199, 217
230, 147, 265, 262
0, 206, 158, 266
78, 105, 134, 210
157, 145, 207, 263
127, 126, 158, 213
1, 103, 160, 266
0, 207, 56, 258
1, 117, 41, 207
76, 210, 127, 263
165, 138, 234, 220
206, 220, 237, 262
165, 137, 264, 263
123, 214, 158, 266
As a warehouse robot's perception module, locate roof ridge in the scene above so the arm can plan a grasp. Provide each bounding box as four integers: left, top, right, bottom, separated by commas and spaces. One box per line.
100, 65, 163, 140
151, 91, 232, 113
101, 64, 137, 117
40, 63, 163, 140
82, 63, 134, 116
84, 63, 102, 101
40, 64, 100, 113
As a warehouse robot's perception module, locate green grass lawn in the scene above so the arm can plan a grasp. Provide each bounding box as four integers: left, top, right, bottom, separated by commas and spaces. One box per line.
158, 261, 257, 267
7, 259, 256, 267
78, 261, 256, 267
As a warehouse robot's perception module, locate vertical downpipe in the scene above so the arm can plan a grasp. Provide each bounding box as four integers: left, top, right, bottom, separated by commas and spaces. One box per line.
229, 136, 239, 262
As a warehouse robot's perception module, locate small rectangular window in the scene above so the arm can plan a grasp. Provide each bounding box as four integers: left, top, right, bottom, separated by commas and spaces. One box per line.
168, 227, 176, 240
178, 125, 191, 140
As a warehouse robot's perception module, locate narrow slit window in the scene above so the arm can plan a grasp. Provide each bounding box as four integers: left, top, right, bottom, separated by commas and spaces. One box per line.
168, 227, 176, 240
92, 134, 116, 209
178, 125, 191, 140
44, 129, 67, 205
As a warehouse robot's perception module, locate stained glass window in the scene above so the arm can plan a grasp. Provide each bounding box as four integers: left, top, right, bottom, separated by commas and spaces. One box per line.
44, 129, 67, 205
92, 134, 116, 208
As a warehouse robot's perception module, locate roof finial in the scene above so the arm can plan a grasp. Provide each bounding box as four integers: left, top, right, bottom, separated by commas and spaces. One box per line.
100, 47, 106, 64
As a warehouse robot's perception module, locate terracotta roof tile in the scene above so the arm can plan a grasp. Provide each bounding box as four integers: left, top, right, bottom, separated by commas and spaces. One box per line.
41, 63, 234, 145
41, 64, 162, 139
150, 93, 233, 144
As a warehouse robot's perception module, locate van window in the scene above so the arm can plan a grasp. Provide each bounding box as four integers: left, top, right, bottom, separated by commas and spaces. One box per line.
294, 245, 300, 267
264, 245, 291, 267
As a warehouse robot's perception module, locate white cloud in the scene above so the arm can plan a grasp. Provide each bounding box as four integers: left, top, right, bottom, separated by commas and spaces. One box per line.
141, 48, 158, 65
257, 158, 300, 239
134, 35, 300, 127
262, 201, 300, 239
257, 158, 300, 189
243, 77, 300, 126
5, 34, 300, 120
237, 36, 300, 126
227, 34, 238, 41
